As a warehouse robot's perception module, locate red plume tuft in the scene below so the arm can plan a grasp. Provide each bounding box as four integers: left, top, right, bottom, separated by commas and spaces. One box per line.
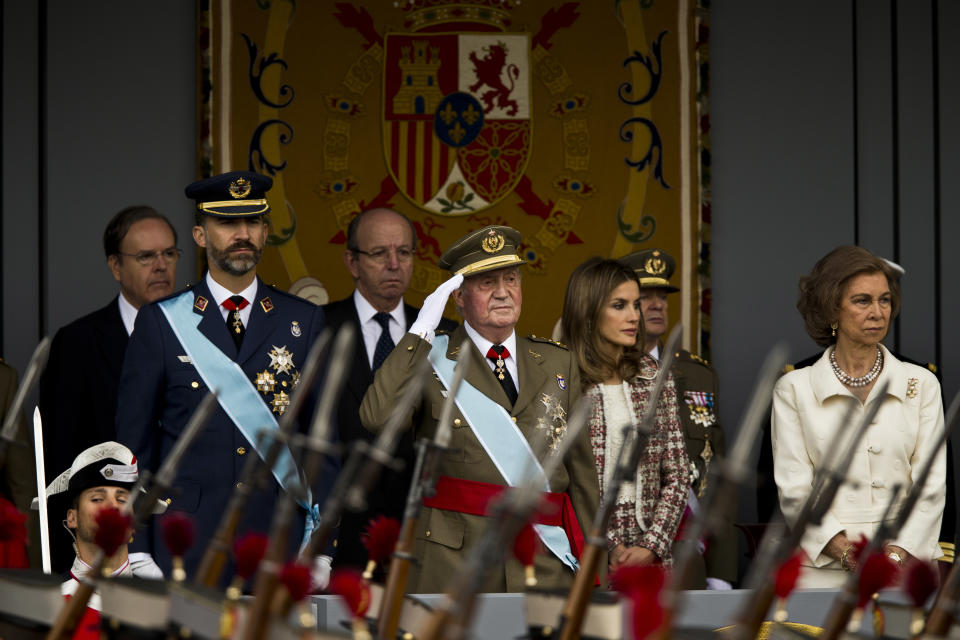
279, 561, 313, 603
512, 523, 538, 566
610, 565, 666, 640
329, 569, 372, 619
850, 534, 869, 565
161, 512, 195, 557
0, 497, 27, 544
857, 551, 899, 607
362, 515, 401, 565
94, 507, 132, 557
774, 551, 804, 598
233, 532, 269, 580
903, 560, 938, 607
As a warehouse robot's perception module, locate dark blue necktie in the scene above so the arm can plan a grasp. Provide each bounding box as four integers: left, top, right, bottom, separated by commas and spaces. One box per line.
372, 312, 395, 371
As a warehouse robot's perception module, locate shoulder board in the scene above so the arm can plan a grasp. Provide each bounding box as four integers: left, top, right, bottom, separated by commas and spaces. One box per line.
528, 335, 568, 350
676, 350, 711, 367
782, 364, 795, 374
928, 362, 938, 374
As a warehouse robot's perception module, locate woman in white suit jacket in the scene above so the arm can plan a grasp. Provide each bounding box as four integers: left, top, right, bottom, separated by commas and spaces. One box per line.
772, 246, 945, 587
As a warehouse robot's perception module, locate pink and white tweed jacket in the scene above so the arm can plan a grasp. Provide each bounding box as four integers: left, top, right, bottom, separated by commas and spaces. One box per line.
586, 355, 690, 562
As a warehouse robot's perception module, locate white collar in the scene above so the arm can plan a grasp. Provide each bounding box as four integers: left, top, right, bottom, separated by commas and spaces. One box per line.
649, 343, 661, 361
810, 344, 907, 405
117, 292, 139, 336
463, 321, 517, 360
205, 272, 258, 307
70, 554, 131, 582
353, 289, 405, 327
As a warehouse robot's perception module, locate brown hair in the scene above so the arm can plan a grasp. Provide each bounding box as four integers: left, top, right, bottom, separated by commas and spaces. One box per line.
562, 257, 648, 386
797, 246, 901, 347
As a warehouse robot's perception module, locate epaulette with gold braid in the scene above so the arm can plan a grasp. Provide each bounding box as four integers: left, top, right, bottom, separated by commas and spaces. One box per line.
528, 335, 568, 350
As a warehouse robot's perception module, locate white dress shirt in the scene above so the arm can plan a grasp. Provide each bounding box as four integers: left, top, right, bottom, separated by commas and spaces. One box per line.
463, 321, 519, 394
117, 292, 139, 336
353, 290, 406, 370
206, 273, 258, 328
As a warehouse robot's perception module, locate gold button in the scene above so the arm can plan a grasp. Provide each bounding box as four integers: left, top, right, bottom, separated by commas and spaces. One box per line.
512, 417, 518, 423
407, 345, 414, 351
191, 381, 199, 389
236, 447, 246, 456
453, 418, 462, 426
235, 481, 243, 488
164, 498, 172, 505
425, 530, 431, 537
282, 381, 287, 387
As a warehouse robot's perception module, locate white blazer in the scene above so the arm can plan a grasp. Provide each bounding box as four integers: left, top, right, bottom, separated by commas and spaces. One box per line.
771, 345, 945, 566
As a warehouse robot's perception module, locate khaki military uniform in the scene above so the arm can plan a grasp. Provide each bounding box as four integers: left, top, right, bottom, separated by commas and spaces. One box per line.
671, 347, 737, 585
360, 325, 600, 594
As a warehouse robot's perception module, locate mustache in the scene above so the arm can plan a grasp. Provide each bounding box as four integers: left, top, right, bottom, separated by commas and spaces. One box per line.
227, 241, 259, 252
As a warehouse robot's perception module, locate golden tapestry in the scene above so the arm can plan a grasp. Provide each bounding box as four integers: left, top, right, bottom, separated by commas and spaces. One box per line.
200, 0, 712, 354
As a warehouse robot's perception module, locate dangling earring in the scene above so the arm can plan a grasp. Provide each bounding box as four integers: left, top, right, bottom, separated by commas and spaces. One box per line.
830, 322, 838, 338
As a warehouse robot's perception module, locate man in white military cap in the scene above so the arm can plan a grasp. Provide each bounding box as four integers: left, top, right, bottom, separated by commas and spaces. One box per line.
36, 441, 165, 609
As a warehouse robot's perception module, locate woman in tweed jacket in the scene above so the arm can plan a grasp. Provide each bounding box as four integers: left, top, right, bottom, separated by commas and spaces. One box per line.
562, 258, 690, 568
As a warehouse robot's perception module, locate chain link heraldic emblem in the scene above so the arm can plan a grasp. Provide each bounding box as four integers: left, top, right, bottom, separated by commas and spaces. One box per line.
383, 33, 531, 215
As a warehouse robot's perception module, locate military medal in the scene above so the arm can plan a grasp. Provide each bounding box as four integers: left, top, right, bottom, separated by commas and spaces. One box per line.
268, 345, 295, 375
685, 391, 717, 497
538, 393, 567, 452
494, 353, 506, 380
272, 390, 290, 415
231, 309, 243, 335
290, 320, 302, 337
556, 373, 566, 390
256, 370, 276, 393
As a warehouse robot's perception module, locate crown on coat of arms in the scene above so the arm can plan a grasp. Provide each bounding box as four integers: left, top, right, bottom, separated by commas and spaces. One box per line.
396, 0, 515, 31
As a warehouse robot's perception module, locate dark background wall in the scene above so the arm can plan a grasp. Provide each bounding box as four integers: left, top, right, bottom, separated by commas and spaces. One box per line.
3, 2, 957, 536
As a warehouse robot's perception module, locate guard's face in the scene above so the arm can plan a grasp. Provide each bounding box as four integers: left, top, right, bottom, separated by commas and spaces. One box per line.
836, 271, 891, 347
453, 266, 522, 340
108, 218, 177, 309
344, 209, 414, 311
597, 280, 642, 356
66, 486, 130, 545
193, 216, 268, 277
638, 287, 670, 341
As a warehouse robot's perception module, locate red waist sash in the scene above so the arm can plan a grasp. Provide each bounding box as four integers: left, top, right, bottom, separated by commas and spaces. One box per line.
422, 475, 586, 560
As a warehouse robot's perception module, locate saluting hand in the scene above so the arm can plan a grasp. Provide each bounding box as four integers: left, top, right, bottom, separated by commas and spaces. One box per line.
409, 273, 464, 341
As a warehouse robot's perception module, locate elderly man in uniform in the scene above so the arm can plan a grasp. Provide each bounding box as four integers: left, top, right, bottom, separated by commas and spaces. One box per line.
360, 225, 599, 593
324, 207, 456, 569
620, 248, 737, 589
116, 171, 338, 587
35, 442, 164, 610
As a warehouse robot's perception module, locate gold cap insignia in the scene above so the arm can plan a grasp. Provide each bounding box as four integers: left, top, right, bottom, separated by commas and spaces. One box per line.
644, 254, 667, 276
229, 178, 252, 199
481, 230, 505, 254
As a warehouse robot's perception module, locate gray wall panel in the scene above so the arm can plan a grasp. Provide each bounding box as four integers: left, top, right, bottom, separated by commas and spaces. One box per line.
711, 0, 856, 528
43, 1, 197, 339
2, 1, 40, 370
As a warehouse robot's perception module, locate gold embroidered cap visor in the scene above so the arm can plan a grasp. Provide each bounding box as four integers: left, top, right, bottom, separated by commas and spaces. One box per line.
185, 170, 273, 218
619, 248, 680, 293
438, 224, 527, 277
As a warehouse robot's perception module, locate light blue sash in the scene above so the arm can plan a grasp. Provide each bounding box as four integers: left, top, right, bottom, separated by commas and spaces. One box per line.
159, 292, 318, 540
428, 335, 578, 572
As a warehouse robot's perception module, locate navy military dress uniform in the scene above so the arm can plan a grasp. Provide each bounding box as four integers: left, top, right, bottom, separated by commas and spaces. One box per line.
115, 276, 339, 580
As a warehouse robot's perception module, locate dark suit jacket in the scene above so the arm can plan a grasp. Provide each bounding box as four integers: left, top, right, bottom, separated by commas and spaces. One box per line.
39, 298, 128, 480
39, 298, 128, 573
322, 294, 455, 569
116, 278, 339, 580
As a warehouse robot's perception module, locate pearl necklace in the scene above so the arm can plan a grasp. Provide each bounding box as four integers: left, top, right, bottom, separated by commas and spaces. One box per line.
830, 346, 883, 387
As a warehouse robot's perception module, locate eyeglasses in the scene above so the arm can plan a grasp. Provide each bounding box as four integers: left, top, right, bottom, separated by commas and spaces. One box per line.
118, 247, 182, 266
351, 247, 414, 264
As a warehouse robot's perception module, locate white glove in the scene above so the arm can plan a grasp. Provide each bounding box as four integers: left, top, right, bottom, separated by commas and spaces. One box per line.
310, 554, 333, 592
409, 273, 464, 342
705, 577, 733, 590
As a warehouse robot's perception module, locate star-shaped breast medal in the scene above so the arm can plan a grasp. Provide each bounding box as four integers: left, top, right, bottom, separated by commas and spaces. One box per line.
268, 345, 295, 375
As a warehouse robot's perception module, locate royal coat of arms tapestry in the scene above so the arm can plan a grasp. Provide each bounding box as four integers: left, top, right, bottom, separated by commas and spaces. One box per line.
199, 0, 712, 355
